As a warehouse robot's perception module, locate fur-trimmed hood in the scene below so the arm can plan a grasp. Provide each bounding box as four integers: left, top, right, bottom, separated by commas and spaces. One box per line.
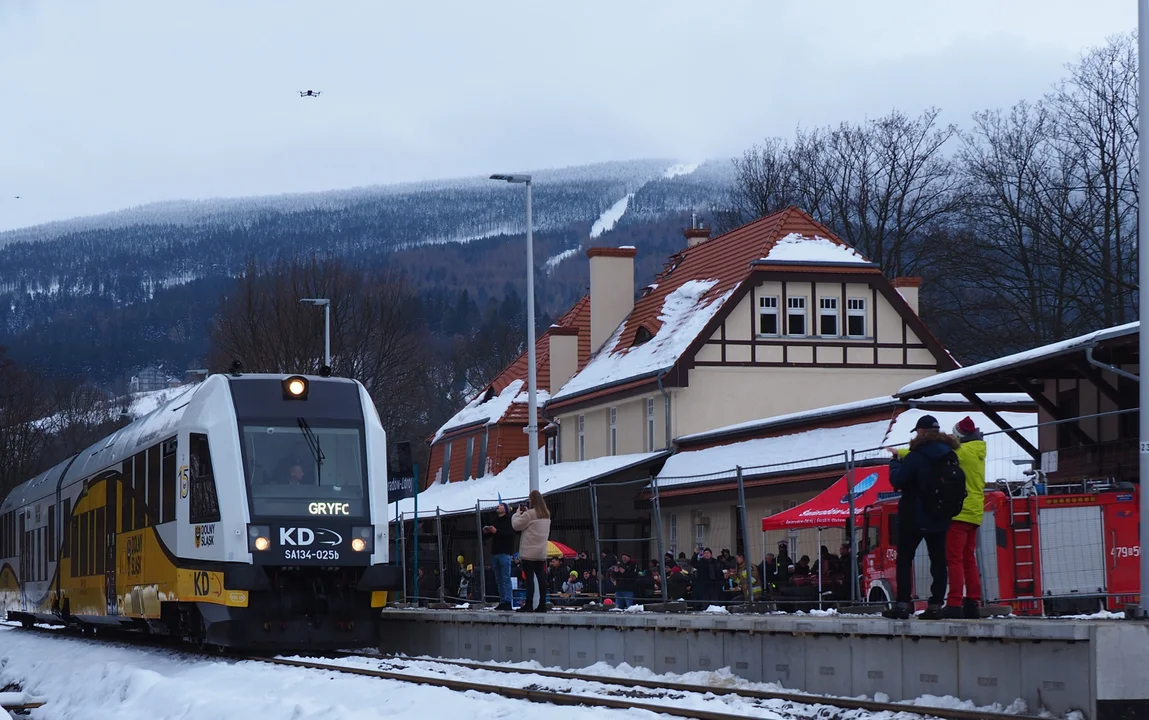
908, 430, 960, 452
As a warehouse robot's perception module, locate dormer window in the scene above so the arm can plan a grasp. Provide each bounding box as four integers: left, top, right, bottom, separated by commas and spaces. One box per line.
632, 325, 654, 346
758, 296, 779, 336
482, 387, 496, 403
847, 298, 867, 338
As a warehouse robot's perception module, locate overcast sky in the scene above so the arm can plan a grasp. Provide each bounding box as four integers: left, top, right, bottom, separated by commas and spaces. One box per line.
0, 0, 1136, 230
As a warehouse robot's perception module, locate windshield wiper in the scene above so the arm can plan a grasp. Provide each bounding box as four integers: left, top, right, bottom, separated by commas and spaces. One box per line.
297, 417, 325, 486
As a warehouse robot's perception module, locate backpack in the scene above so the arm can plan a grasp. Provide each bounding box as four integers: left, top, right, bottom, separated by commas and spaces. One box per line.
920, 450, 967, 519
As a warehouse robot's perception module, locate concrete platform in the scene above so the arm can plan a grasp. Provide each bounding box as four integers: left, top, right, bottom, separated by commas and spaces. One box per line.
377, 608, 1149, 720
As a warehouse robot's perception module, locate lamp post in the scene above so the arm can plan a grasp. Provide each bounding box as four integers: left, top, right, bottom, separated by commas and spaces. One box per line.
299, 298, 331, 369
489, 173, 539, 494
1134, 0, 1149, 620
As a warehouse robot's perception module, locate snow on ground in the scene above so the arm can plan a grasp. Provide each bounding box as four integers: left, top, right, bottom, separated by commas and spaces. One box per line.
589, 194, 633, 238
553, 280, 734, 401
662, 162, 701, 179
762, 233, 870, 264
545, 246, 580, 273
391, 449, 665, 519
0, 627, 642, 720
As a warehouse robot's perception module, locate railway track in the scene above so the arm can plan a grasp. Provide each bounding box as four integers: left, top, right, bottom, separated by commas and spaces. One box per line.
7, 624, 1048, 720
258, 652, 1048, 720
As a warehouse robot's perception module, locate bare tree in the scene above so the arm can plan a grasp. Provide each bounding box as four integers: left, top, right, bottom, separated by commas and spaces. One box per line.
209, 257, 430, 433
0, 349, 49, 496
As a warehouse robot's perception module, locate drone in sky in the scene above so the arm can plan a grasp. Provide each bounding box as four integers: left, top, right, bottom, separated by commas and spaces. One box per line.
299, 90, 322, 98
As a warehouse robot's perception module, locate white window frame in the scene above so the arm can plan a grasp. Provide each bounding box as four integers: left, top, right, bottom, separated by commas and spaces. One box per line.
609, 407, 618, 456
441, 442, 452, 484
847, 297, 867, 338
786, 296, 807, 336
577, 414, 586, 461
646, 398, 655, 452
819, 296, 839, 337
757, 295, 780, 336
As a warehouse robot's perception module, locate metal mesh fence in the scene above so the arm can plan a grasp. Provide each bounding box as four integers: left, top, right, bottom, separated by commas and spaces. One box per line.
391, 408, 1139, 614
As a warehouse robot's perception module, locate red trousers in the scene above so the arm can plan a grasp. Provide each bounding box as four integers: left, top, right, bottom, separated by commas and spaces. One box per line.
946, 520, 982, 607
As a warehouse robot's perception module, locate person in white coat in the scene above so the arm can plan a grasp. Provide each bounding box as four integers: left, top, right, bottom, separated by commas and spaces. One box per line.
511, 490, 552, 612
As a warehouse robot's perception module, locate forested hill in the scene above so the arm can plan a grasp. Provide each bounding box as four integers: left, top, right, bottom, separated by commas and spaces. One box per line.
0, 159, 734, 382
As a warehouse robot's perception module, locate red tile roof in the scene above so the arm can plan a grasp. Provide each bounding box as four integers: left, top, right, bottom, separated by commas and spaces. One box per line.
430, 295, 592, 442
549, 207, 882, 408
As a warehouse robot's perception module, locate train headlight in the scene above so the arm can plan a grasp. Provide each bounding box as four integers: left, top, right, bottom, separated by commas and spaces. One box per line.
248, 525, 271, 552
282, 376, 309, 400
351, 526, 374, 553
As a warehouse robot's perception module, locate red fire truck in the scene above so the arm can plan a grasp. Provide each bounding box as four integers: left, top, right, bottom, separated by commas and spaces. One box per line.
858, 482, 1140, 615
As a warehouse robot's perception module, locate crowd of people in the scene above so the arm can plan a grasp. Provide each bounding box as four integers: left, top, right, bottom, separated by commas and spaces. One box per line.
421, 413, 989, 618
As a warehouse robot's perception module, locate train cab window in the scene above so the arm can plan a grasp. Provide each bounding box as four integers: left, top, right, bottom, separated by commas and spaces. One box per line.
189, 433, 222, 524
162, 438, 177, 523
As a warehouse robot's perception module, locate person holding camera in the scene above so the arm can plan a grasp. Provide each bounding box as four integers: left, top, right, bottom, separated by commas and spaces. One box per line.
482, 502, 516, 610
511, 490, 553, 612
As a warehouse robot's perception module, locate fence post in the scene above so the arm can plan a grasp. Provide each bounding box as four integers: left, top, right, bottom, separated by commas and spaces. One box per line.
736, 466, 751, 598
436, 506, 446, 604
590, 484, 604, 598
652, 476, 668, 603
474, 501, 487, 604
846, 450, 857, 605
399, 512, 407, 604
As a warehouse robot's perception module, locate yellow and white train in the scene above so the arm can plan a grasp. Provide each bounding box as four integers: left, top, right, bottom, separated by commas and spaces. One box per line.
0, 372, 401, 649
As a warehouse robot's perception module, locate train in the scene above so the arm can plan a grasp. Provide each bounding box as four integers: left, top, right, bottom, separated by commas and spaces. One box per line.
0, 372, 402, 649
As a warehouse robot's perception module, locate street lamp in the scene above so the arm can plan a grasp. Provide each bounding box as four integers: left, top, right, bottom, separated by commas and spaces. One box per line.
299, 298, 331, 369
489, 173, 539, 495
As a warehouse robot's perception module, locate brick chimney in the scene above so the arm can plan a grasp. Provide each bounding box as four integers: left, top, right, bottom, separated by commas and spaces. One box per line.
684, 212, 710, 247
892, 277, 922, 314
586, 246, 636, 351
547, 326, 580, 393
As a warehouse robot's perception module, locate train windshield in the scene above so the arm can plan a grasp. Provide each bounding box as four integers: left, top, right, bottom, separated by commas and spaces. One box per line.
240, 421, 368, 518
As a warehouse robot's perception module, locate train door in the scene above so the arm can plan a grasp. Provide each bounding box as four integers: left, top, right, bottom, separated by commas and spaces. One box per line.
105, 475, 118, 615
18, 513, 27, 610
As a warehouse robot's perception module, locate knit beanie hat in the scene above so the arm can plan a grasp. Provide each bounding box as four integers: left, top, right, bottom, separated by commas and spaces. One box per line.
954, 416, 977, 437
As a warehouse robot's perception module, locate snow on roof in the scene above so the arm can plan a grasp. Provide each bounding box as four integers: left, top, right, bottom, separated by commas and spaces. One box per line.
390, 450, 667, 519
657, 407, 1038, 488
870, 409, 1038, 483
898, 321, 1139, 398
432, 380, 552, 442
657, 421, 893, 486
760, 233, 869, 265
552, 279, 733, 400
677, 393, 1034, 444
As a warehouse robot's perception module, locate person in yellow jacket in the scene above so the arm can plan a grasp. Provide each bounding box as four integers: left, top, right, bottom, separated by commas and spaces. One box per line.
945, 416, 986, 618
891, 416, 986, 619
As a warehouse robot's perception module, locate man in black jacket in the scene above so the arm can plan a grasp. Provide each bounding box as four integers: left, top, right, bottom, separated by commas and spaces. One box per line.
482, 503, 517, 610
883, 415, 957, 620
692, 547, 721, 606
612, 552, 638, 608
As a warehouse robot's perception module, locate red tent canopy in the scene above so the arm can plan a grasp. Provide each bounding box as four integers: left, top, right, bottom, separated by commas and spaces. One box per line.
761, 465, 893, 531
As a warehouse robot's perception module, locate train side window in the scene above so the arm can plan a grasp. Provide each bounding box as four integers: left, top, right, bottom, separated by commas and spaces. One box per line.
62, 499, 71, 558
70, 516, 79, 577
95, 507, 106, 576
48, 504, 56, 563
121, 459, 134, 533
134, 452, 147, 529
147, 446, 161, 527
162, 438, 177, 523
80, 512, 90, 577
189, 433, 221, 524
